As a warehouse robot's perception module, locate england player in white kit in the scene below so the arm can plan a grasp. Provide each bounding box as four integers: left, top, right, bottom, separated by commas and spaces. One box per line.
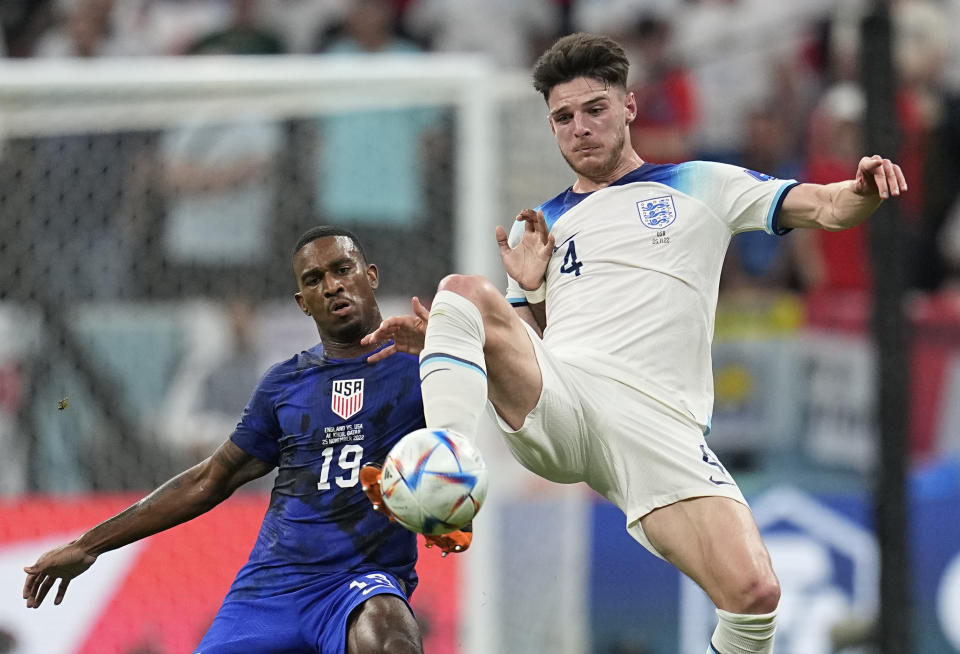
507, 161, 796, 435
496, 162, 796, 542
363, 33, 907, 654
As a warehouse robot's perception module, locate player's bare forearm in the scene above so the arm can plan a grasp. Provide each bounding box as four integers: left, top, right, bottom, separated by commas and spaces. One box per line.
78, 476, 196, 556
780, 181, 873, 231
24, 441, 270, 608
77, 456, 225, 553
781, 155, 907, 231
67, 441, 266, 557
781, 180, 882, 231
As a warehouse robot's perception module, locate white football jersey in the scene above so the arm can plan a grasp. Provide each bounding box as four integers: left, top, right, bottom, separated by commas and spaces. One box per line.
506, 161, 798, 431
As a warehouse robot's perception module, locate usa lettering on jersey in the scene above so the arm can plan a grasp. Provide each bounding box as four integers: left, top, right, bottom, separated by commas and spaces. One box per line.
331, 379, 364, 420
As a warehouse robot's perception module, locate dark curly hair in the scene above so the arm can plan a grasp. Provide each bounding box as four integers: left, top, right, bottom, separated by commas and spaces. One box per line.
532, 33, 630, 102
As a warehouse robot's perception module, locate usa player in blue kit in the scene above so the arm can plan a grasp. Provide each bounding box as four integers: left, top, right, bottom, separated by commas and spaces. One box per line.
23, 227, 444, 653
363, 33, 907, 654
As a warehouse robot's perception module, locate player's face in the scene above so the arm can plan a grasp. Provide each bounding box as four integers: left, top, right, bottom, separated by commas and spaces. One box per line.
547, 77, 637, 184
293, 236, 381, 350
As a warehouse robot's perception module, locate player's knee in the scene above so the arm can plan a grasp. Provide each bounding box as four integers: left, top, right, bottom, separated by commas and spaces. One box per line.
377, 633, 422, 654
346, 596, 423, 654
732, 572, 780, 614
353, 631, 421, 654
437, 274, 501, 310
437, 273, 482, 295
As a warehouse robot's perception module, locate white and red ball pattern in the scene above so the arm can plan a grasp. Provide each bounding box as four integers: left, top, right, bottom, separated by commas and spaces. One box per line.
380, 428, 488, 535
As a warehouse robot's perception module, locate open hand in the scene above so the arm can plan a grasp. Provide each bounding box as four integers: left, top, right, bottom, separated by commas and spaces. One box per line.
496, 209, 554, 291
23, 542, 97, 608
854, 155, 907, 199
361, 296, 430, 364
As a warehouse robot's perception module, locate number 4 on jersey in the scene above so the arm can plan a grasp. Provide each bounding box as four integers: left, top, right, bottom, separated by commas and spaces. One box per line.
559, 240, 584, 276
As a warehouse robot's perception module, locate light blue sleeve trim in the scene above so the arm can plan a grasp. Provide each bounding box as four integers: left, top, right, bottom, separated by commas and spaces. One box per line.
765, 181, 800, 235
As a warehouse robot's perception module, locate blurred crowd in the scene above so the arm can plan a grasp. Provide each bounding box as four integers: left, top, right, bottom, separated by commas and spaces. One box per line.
3, 0, 960, 299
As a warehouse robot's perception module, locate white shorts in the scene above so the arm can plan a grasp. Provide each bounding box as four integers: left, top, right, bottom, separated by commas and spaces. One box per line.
491, 323, 748, 559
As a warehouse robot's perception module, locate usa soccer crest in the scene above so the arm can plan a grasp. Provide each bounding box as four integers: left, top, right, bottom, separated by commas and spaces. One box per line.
637, 195, 677, 229
331, 379, 364, 420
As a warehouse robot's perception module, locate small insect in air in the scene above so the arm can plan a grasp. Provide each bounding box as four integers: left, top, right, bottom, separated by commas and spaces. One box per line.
57, 396, 70, 411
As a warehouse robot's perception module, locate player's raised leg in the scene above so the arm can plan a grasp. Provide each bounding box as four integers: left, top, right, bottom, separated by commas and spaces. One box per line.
418, 274, 542, 439
639, 496, 780, 653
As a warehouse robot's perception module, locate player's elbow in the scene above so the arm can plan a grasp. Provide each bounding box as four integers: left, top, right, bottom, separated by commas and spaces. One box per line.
187, 462, 234, 510
197, 483, 231, 509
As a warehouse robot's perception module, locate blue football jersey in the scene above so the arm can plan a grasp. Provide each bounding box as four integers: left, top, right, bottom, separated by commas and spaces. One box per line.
226, 344, 424, 598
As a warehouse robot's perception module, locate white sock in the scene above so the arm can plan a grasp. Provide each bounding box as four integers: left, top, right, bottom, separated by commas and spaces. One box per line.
419, 290, 487, 440
707, 609, 777, 654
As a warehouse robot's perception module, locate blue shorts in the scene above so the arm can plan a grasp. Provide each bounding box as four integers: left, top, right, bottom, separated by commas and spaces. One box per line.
194, 570, 411, 654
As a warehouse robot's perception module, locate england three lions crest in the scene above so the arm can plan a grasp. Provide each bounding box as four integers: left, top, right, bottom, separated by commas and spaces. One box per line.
331, 379, 364, 420
637, 195, 677, 229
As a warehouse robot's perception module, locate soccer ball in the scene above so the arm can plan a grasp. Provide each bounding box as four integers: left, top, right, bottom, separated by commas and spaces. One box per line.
380, 428, 488, 535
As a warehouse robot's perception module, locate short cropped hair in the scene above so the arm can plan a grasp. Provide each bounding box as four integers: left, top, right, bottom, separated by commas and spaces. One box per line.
532, 33, 630, 102
292, 226, 368, 262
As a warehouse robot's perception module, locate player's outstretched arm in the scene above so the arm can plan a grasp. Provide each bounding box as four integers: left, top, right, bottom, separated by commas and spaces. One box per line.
23, 439, 273, 608
496, 209, 554, 291
780, 155, 908, 231
362, 296, 429, 364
